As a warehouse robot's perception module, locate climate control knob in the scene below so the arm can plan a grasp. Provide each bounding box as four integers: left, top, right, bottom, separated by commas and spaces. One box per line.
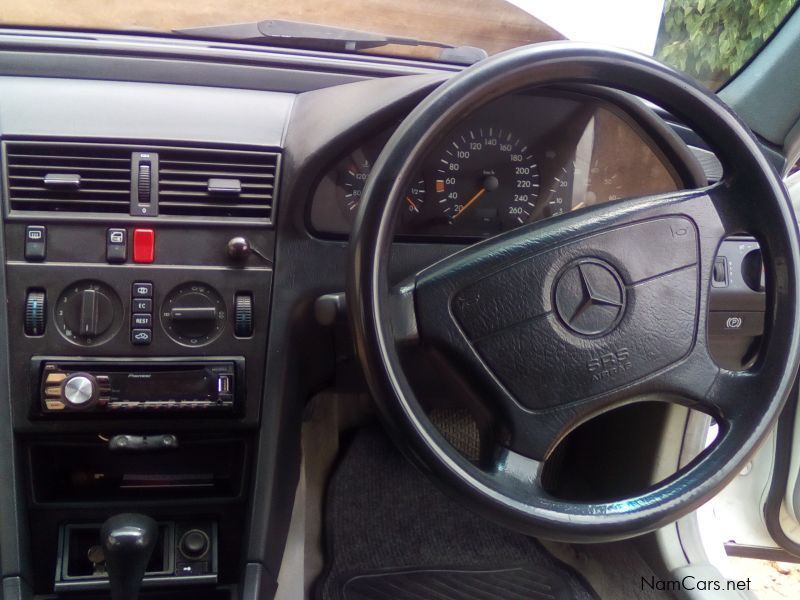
61, 373, 98, 409
55, 281, 122, 346
161, 283, 226, 346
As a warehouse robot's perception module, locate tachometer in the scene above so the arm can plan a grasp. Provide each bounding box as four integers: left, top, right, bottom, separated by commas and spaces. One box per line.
337, 149, 372, 220
336, 149, 425, 223
433, 128, 539, 232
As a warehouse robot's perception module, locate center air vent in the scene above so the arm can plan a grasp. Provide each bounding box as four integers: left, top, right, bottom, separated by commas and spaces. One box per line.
3, 141, 279, 223
4, 142, 131, 214
158, 148, 278, 221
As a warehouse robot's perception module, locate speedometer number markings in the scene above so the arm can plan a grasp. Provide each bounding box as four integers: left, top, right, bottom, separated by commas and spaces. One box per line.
433, 128, 540, 231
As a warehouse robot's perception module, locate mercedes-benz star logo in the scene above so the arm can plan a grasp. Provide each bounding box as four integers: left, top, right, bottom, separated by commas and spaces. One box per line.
554, 259, 626, 336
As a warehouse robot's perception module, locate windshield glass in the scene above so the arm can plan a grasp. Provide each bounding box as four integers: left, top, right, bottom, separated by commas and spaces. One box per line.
1, 0, 795, 89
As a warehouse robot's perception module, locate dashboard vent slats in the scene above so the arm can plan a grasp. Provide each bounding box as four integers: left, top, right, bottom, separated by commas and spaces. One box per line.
3, 141, 279, 223
158, 148, 278, 220
5, 142, 131, 214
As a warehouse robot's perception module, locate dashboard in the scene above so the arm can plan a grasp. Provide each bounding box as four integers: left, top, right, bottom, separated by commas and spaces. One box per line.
0, 28, 735, 600
310, 91, 683, 238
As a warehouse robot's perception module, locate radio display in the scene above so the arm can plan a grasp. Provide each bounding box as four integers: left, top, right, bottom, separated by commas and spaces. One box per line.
117, 370, 212, 401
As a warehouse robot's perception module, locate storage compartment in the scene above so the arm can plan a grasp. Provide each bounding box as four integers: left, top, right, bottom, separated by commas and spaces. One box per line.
60, 524, 171, 579
28, 436, 248, 504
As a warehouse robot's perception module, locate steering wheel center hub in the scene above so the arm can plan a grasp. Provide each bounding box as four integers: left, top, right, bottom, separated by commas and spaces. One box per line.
554, 259, 625, 336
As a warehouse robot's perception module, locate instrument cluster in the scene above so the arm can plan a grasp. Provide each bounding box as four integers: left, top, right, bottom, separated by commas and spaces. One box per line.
309, 91, 683, 239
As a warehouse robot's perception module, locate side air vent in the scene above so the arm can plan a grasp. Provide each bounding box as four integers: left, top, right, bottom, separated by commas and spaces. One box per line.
4, 142, 131, 214
158, 148, 278, 221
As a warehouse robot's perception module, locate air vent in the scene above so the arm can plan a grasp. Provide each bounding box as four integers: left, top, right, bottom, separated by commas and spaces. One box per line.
158, 148, 278, 221
4, 142, 131, 214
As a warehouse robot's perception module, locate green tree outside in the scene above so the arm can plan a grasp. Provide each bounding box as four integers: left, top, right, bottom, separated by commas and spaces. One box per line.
655, 0, 796, 88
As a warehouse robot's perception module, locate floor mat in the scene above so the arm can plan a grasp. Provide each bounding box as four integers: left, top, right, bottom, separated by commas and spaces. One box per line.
317, 426, 598, 600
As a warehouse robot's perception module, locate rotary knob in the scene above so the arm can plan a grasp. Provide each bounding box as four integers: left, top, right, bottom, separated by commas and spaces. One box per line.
61, 373, 98, 409
161, 283, 225, 346
55, 281, 122, 346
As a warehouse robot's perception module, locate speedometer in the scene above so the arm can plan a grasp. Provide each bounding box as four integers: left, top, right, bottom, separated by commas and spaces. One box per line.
434, 128, 539, 232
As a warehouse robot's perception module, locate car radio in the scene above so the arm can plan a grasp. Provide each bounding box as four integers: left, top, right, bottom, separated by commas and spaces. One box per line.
35, 358, 243, 414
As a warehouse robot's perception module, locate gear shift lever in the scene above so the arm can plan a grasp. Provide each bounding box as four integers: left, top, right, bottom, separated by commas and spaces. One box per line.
101, 513, 158, 600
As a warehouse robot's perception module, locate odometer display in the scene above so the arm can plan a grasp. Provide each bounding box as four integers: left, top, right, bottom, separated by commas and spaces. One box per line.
434, 128, 539, 233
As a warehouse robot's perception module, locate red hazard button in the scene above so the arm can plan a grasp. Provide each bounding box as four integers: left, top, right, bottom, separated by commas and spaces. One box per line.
133, 229, 154, 264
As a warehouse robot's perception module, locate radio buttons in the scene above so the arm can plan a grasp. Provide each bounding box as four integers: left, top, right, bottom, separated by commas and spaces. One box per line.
45, 372, 67, 385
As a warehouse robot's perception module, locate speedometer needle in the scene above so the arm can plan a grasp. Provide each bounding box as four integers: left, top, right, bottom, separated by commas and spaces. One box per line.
453, 187, 486, 220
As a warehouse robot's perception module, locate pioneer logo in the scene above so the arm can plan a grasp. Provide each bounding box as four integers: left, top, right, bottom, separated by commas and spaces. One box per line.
586, 347, 632, 381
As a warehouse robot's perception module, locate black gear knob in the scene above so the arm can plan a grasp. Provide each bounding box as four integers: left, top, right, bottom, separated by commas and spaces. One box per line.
101, 513, 158, 600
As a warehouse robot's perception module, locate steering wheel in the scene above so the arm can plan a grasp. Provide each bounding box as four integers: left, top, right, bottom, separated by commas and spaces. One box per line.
347, 42, 800, 542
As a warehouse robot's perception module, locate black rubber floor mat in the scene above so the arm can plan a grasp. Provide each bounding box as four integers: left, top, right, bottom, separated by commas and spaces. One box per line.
318, 426, 597, 600
343, 567, 573, 600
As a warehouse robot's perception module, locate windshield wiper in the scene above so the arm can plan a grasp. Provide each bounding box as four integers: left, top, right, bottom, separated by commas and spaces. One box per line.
173, 19, 487, 65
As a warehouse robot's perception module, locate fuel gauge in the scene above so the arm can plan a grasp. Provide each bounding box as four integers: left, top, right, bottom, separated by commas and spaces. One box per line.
400, 178, 426, 224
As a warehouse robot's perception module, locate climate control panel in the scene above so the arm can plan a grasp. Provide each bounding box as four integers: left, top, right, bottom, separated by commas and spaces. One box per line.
23, 277, 256, 350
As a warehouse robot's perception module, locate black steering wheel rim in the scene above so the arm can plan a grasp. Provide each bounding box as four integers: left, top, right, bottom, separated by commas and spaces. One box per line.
348, 42, 800, 542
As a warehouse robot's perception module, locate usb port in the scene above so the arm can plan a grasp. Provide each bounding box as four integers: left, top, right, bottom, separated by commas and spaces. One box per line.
217, 376, 231, 394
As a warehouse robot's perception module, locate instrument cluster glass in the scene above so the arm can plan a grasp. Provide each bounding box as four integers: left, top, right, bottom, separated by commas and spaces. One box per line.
309, 92, 683, 239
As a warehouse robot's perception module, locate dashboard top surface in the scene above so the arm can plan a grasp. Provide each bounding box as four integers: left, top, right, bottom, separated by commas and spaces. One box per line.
0, 76, 294, 148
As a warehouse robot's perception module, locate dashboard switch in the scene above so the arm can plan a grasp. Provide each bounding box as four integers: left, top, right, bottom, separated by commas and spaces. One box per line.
25, 225, 46, 261
132, 313, 152, 328
131, 329, 153, 345
132, 282, 153, 298
106, 228, 127, 264
132, 298, 153, 313
133, 229, 155, 263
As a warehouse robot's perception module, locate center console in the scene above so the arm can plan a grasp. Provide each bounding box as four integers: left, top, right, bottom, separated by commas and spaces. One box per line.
2, 140, 279, 596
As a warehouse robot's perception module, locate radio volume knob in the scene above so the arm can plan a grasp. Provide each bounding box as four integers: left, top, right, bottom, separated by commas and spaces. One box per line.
61, 373, 98, 409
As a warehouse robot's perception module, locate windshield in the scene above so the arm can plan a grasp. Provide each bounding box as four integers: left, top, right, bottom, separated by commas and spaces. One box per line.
1, 0, 795, 89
